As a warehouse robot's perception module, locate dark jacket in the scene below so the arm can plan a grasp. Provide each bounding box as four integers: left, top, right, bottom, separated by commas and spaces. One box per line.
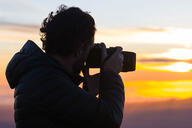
6, 40, 125, 128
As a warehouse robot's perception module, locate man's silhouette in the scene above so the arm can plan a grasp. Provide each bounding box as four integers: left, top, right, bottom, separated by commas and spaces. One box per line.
6, 5, 125, 128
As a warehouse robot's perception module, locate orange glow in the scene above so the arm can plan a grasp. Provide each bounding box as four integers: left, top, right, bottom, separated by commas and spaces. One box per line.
124, 80, 192, 101
1, 25, 192, 105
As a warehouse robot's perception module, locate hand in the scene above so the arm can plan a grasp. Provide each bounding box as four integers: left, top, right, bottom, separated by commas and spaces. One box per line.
82, 66, 100, 96
100, 43, 124, 74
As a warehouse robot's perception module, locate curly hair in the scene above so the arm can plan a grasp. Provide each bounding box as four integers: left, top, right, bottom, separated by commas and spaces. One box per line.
40, 5, 96, 56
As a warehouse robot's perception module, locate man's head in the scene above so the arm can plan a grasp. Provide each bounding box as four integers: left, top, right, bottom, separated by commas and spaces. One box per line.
40, 5, 96, 75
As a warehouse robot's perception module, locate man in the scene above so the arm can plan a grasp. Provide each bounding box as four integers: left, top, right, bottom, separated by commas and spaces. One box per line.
6, 5, 125, 128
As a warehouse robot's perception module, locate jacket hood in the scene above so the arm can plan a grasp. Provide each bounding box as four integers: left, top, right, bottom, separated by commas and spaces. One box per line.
6, 40, 84, 89
6, 40, 54, 89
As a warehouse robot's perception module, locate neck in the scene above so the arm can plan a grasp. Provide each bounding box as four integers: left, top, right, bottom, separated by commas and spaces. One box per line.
49, 54, 74, 75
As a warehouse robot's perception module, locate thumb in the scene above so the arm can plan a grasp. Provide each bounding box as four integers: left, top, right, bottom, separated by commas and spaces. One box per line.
82, 66, 89, 78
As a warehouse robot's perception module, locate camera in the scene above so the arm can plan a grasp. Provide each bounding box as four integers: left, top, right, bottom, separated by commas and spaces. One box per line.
86, 44, 136, 72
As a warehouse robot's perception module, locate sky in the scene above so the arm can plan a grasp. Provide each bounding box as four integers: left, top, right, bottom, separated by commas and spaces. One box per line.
0, 0, 192, 101
0, 0, 192, 127
1, 0, 192, 27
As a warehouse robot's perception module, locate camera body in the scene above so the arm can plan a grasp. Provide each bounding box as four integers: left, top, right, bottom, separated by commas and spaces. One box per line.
86, 44, 136, 72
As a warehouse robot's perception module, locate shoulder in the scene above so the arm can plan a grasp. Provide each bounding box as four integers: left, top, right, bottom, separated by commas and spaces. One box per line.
16, 66, 74, 96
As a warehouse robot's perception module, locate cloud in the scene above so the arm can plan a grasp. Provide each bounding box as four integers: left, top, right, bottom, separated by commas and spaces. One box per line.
96, 27, 167, 37
138, 58, 192, 63
147, 48, 192, 60
95, 27, 192, 48
0, 22, 41, 45
138, 27, 167, 32
0, 22, 39, 32
121, 70, 192, 82
138, 58, 179, 62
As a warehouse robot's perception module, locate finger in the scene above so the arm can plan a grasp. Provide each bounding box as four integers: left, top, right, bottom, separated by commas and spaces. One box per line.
115, 46, 123, 53
92, 73, 101, 79
82, 66, 89, 78
110, 47, 123, 58
100, 42, 107, 63
119, 53, 124, 61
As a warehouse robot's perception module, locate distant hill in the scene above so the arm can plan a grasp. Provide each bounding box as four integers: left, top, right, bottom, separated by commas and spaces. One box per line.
1, 99, 192, 128
0, 105, 15, 128
121, 98, 192, 128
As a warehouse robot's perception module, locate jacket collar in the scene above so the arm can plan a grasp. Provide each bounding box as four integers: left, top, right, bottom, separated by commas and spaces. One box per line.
46, 54, 85, 86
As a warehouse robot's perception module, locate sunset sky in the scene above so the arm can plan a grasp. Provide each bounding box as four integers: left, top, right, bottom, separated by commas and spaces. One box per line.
1, 1, 192, 127
1, 0, 192, 105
